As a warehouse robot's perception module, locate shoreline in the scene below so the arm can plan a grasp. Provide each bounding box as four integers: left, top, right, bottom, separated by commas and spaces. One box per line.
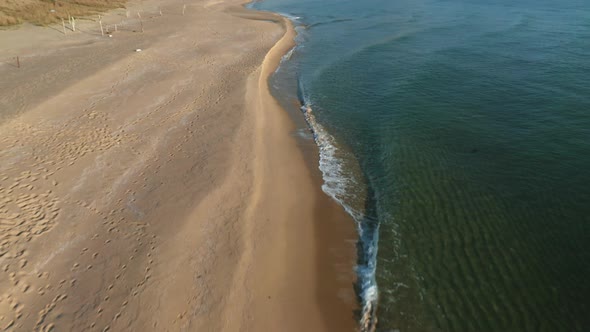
244, 11, 360, 330
0, 0, 358, 330
248, 7, 372, 330
253, 9, 365, 330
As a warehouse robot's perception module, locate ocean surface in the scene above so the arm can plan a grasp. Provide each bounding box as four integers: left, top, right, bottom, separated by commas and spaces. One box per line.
251, 0, 590, 331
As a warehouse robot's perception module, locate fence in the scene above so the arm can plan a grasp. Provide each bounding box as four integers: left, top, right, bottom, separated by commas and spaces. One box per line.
1, 3, 190, 69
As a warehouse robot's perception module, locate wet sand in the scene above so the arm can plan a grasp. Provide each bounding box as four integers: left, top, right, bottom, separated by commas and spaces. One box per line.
0, 0, 357, 331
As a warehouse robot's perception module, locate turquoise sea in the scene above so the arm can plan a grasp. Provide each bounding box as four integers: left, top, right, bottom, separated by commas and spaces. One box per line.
252, 0, 590, 331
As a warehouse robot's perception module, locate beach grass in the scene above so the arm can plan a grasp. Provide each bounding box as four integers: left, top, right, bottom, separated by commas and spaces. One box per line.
0, 0, 126, 26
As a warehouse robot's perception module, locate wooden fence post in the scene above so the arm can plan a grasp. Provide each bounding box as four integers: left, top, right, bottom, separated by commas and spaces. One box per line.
62, 18, 67, 35
16, 56, 20, 68
138, 13, 144, 33
99, 15, 104, 36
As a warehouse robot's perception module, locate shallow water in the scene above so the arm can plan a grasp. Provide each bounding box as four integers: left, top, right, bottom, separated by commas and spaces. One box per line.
253, 0, 590, 330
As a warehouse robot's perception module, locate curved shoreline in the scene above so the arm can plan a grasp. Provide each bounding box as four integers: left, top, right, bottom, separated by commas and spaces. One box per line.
233, 7, 360, 331
241, 7, 363, 331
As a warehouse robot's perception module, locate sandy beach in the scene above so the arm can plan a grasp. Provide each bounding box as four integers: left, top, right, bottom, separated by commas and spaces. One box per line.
0, 0, 358, 331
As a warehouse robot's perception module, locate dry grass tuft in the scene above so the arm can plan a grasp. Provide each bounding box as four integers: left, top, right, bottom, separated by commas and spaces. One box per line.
0, 0, 126, 27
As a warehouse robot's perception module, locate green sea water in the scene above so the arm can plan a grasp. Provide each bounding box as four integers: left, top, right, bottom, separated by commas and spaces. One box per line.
253, 0, 590, 330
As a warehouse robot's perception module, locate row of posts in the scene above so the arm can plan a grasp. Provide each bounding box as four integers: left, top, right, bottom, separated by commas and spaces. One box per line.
58, 3, 187, 37
61, 15, 76, 35
13, 3, 189, 69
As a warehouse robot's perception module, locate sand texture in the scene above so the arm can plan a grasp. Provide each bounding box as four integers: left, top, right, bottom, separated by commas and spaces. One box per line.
0, 0, 357, 331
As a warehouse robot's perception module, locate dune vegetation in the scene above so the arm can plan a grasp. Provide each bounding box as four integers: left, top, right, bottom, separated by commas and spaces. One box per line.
0, 0, 126, 26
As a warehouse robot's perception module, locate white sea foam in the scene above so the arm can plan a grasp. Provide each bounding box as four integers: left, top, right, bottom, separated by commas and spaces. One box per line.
300, 99, 379, 332
280, 13, 380, 332
249, 6, 381, 327
277, 12, 302, 22
275, 47, 296, 73
283, 47, 295, 62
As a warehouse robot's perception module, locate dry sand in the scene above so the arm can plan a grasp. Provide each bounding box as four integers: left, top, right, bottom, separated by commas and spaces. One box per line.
0, 0, 358, 331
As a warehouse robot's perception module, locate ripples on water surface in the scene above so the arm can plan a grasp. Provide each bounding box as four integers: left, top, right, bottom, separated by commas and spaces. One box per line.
253, 0, 590, 330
